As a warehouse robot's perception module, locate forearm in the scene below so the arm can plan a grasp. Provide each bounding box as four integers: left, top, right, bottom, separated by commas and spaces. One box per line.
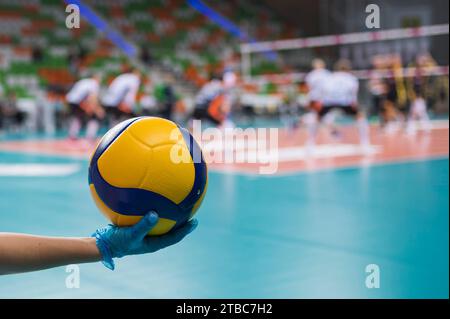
0, 233, 101, 275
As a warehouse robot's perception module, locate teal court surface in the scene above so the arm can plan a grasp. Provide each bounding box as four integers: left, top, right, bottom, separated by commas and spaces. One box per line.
0, 122, 448, 298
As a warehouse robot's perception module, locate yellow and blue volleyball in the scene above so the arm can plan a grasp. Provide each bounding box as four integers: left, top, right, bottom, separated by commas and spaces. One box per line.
88, 117, 208, 235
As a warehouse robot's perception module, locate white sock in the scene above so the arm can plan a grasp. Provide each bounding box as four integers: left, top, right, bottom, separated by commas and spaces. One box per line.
68, 118, 81, 139
357, 117, 369, 146
86, 119, 99, 141
418, 108, 431, 132
304, 112, 318, 146
406, 113, 416, 134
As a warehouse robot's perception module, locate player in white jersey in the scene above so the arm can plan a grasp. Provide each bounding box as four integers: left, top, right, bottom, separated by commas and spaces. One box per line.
303, 59, 331, 144
304, 58, 331, 111
65, 73, 102, 141
192, 74, 227, 126
307, 59, 370, 148
102, 68, 141, 126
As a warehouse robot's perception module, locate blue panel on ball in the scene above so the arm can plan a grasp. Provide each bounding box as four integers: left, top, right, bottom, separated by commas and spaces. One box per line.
90, 163, 186, 224
177, 126, 207, 215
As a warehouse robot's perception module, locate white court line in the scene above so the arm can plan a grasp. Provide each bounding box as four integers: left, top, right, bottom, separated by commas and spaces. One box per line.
244, 144, 381, 162
204, 143, 381, 162
202, 120, 447, 160
416, 119, 449, 130
0, 163, 81, 177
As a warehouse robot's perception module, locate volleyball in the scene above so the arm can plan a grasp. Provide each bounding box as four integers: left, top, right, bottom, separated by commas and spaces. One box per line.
88, 117, 208, 235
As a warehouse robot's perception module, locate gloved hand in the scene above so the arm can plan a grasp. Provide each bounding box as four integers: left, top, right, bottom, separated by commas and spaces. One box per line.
92, 211, 198, 270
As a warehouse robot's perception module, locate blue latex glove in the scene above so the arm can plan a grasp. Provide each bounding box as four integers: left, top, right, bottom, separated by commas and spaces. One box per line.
92, 212, 198, 270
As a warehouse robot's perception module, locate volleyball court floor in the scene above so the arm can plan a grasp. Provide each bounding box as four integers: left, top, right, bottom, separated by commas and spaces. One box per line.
0, 120, 448, 298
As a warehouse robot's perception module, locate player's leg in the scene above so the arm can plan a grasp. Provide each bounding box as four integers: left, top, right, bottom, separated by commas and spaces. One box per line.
104, 105, 120, 128
406, 99, 418, 135
406, 97, 431, 134
85, 114, 100, 142
342, 105, 370, 147
351, 108, 370, 147
304, 101, 323, 147
383, 100, 400, 133
14, 110, 27, 132
322, 109, 341, 140
415, 97, 431, 132
189, 105, 204, 131
284, 102, 301, 134
67, 103, 83, 140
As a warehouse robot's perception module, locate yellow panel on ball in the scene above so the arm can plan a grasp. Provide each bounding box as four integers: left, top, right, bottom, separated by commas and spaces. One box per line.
127, 117, 180, 147
141, 144, 195, 204
97, 130, 151, 188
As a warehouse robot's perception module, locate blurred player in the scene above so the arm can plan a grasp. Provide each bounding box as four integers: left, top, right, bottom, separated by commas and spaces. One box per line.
191, 74, 229, 127
303, 58, 331, 145
221, 68, 238, 128
159, 73, 177, 121
405, 53, 433, 134
308, 59, 370, 149
102, 67, 141, 127
66, 73, 103, 141
382, 54, 407, 132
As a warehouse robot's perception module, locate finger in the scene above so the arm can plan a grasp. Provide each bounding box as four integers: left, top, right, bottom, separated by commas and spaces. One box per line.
130, 211, 159, 240
153, 219, 198, 249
